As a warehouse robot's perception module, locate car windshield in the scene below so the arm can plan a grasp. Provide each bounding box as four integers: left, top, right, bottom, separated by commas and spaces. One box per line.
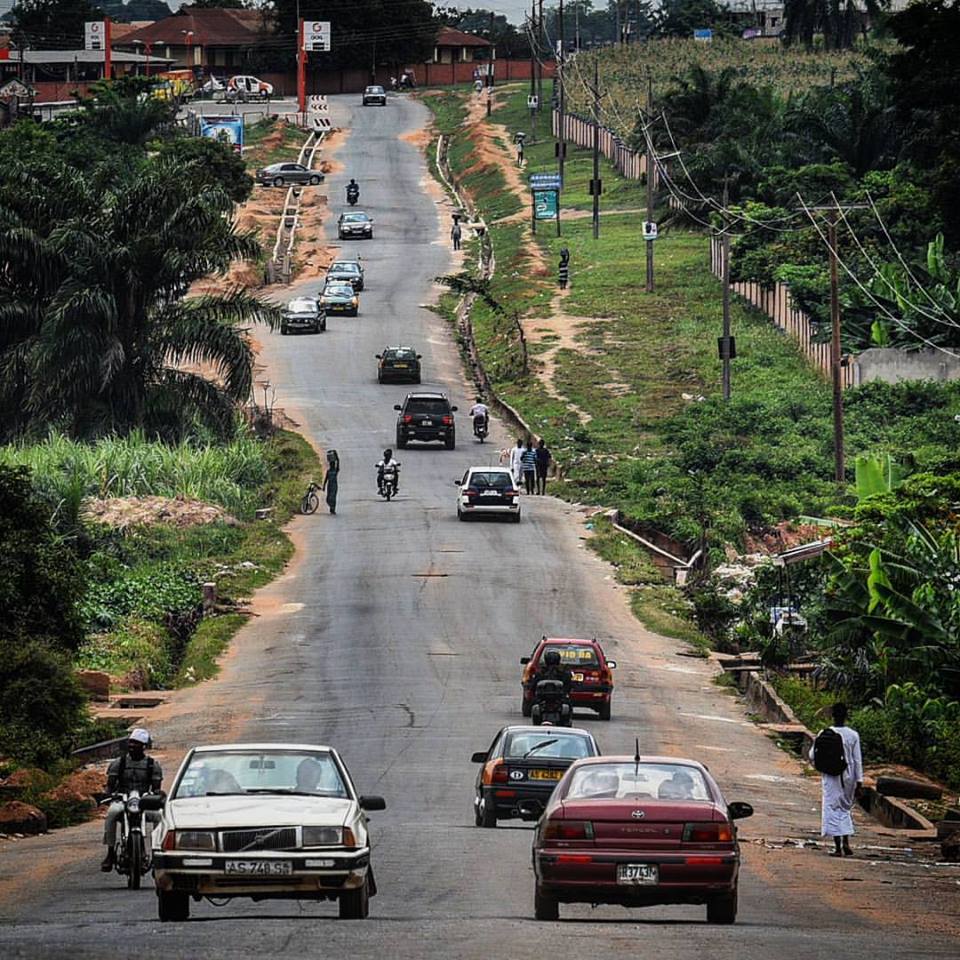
405, 398, 449, 414
285, 301, 317, 315
385, 348, 417, 360
325, 284, 353, 297
469, 471, 513, 490
173, 749, 350, 799
542, 645, 599, 667
504, 732, 593, 760
342, 213, 368, 223
367, 86, 384, 94
331, 262, 360, 274
566, 762, 712, 802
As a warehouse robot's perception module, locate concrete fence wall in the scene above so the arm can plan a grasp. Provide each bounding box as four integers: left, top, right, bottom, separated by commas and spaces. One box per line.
856, 346, 960, 384
552, 108, 658, 186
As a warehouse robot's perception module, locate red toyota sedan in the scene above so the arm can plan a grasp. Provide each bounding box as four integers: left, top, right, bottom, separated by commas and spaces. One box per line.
527, 755, 753, 923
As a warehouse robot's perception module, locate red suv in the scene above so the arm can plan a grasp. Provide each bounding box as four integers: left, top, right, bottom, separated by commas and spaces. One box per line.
520, 637, 617, 721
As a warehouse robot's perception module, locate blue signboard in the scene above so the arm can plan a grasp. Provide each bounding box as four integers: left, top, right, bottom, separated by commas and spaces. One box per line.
693, 28, 713, 41
199, 115, 244, 153
533, 190, 558, 220
530, 172, 562, 190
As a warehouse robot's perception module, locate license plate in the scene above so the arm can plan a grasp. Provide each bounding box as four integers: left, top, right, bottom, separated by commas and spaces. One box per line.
529, 769, 563, 781
572, 672, 584, 682
394, 363, 408, 368
225, 860, 293, 876
617, 863, 658, 885
481, 490, 499, 497
422, 420, 433, 426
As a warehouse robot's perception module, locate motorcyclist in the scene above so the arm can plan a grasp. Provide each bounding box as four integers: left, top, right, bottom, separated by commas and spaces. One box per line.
346, 178, 360, 203
468, 396, 489, 437
530, 649, 573, 695
100, 728, 162, 871
376, 448, 401, 495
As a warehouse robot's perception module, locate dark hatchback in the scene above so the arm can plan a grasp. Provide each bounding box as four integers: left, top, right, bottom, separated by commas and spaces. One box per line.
472, 726, 600, 828
326, 259, 364, 291
394, 392, 457, 449
377, 346, 422, 383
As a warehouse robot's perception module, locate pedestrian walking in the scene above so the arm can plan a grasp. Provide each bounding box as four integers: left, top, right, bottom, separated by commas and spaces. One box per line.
535, 438, 552, 495
509, 438, 524, 486
521, 440, 538, 494
451, 221, 462, 251
811, 702, 863, 857
517, 141, 524, 167
558, 247, 570, 290
322, 449, 340, 515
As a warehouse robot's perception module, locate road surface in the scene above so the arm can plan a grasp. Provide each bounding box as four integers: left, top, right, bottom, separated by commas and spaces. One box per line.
0, 93, 955, 960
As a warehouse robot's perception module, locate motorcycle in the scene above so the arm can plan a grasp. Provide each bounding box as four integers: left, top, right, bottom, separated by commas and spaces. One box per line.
473, 415, 488, 443
378, 464, 399, 501
101, 791, 164, 889
346, 186, 360, 207
530, 679, 572, 727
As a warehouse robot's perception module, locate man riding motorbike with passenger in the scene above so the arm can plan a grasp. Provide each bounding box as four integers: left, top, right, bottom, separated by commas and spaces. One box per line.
468, 396, 489, 439
346, 178, 360, 205
100, 728, 162, 871
531, 650, 573, 693
376, 448, 401, 496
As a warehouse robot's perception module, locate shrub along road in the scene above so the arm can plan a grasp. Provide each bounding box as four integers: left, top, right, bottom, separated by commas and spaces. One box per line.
0, 95, 956, 959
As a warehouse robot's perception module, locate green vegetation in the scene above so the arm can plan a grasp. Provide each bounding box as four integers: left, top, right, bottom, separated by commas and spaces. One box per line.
243, 117, 312, 172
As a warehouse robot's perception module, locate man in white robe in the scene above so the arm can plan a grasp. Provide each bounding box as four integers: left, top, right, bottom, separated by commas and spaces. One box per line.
509, 438, 524, 486
811, 702, 863, 857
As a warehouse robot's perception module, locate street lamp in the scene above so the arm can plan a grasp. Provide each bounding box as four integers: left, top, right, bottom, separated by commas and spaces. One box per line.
182, 30, 194, 76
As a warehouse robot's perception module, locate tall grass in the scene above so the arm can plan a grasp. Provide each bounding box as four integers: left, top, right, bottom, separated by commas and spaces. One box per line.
0, 432, 270, 519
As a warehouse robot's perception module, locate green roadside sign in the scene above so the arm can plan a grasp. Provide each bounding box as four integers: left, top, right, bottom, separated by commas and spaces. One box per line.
534, 189, 558, 220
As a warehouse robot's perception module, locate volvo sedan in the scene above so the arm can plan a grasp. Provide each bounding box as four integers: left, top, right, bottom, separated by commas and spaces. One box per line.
455, 466, 520, 522
256, 163, 324, 187
338, 211, 374, 240
151, 743, 386, 922
527, 755, 752, 923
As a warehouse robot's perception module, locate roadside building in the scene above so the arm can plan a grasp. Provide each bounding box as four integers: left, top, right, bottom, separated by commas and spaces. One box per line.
433, 26, 494, 65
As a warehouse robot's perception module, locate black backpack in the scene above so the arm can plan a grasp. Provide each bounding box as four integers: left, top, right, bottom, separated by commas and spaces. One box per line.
813, 727, 847, 778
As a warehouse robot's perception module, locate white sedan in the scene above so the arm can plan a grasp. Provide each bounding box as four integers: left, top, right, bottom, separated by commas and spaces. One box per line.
455, 466, 521, 522
151, 743, 385, 921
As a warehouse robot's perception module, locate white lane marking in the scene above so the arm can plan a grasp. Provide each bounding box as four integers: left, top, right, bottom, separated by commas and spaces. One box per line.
745, 774, 803, 784
645, 664, 701, 675
695, 744, 736, 752
279, 602, 305, 613
679, 712, 751, 725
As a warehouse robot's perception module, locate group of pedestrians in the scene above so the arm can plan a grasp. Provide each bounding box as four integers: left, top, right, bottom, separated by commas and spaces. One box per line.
505, 437, 552, 495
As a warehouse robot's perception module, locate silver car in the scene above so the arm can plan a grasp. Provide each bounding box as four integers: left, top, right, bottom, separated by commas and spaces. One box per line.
256, 163, 325, 188
151, 742, 386, 921
337, 211, 374, 239
362, 85, 387, 106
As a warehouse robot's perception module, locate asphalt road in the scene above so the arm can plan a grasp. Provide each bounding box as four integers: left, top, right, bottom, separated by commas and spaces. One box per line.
0, 93, 955, 959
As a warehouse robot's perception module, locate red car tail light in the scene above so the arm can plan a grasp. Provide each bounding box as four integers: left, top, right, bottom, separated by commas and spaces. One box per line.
442, 415, 453, 425
483, 760, 509, 785
543, 819, 594, 841
403, 415, 413, 424
465, 488, 479, 497
685, 856, 724, 865
683, 822, 733, 843
557, 854, 593, 864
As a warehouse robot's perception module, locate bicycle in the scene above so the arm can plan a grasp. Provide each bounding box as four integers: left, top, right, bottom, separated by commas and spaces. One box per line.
301, 481, 320, 514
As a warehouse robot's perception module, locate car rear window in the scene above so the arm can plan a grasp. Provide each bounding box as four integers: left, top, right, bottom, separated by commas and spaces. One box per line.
542, 645, 599, 667
405, 398, 449, 414
566, 762, 711, 801
331, 262, 359, 273
504, 732, 593, 760
385, 348, 417, 360
469, 471, 514, 490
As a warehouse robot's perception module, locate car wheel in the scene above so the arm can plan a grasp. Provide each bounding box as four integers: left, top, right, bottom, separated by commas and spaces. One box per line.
534, 884, 559, 921
512, 512, 522, 523
445, 436, 456, 450
521, 697, 532, 718
281, 325, 288, 335
414, 375, 421, 384
707, 890, 738, 924
272, 177, 285, 188
157, 890, 190, 922
480, 797, 497, 829
458, 509, 468, 522
598, 701, 611, 721
309, 175, 321, 186
321, 319, 327, 331
474, 796, 484, 827
396, 435, 406, 450
339, 878, 371, 919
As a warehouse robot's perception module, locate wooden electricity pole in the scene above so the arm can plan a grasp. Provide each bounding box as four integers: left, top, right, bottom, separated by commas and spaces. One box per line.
721, 179, 732, 401
592, 56, 600, 240
557, 0, 566, 183
645, 71, 654, 292
828, 211, 844, 484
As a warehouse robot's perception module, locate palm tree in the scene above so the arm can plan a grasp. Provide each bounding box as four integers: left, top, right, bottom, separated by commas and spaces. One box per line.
0, 157, 279, 441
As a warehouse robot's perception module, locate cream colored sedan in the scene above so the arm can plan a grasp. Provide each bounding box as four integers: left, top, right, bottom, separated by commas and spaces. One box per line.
151, 743, 385, 921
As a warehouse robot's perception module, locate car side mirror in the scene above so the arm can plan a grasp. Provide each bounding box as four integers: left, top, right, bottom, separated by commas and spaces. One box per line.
360, 795, 387, 812
520, 656, 530, 665
470, 751, 487, 763
138, 793, 166, 811
416, 354, 422, 359
393, 405, 402, 411
454, 480, 462, 486
376, 354, 382, 359
518, 800, 543, 822
606, 660, 617, 669
727, 801, 753, 820
451, 405, 458, 412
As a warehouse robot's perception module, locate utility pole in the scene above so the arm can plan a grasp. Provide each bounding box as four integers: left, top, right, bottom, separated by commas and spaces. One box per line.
575, 0, 581, 51
644, 71, 654, 292
591, 57, 600, 240
537, 0, 544, 118
721, 179, 732, 401
615, 0, 621, 44
557, 0, 566, 183
528, 0, 537, 140
828, 211, 844, 484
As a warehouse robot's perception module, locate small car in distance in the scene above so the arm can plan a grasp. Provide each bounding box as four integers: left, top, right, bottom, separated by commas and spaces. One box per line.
527, 756, 753, 923
471, 725, 599, 828
281, 297, 325, 335
256, 163, 324, 187
455, 466, 520, 522
394, 392, 457, 449
227, 75, 274, 100
377, 346, 422, 383
326, 259, 364, 291
521, 637, 616, 720
362, 85, 387, 106
338, 211, 374, 240
150, 742, 386, 922
320, 281, 359, 317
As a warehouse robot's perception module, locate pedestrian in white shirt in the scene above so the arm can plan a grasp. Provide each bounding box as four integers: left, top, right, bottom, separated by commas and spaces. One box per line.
509, 438, 524, 486
811, 702, 863, 857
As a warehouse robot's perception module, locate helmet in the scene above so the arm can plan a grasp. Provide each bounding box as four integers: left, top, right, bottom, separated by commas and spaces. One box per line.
349, 178, 357, 184
476, 396, 483, 404
129, 728, 151, 746
383, 448, 392, 460
543, 650, 561, 668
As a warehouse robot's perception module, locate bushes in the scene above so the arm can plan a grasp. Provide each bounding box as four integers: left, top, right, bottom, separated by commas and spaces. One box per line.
80, 563, 201, 631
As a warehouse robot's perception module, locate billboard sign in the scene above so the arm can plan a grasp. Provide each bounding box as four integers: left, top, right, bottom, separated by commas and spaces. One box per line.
303, 21, 331, 52
693, 28, 713, 42
534, 189, 558, 221
85, 21, 106, 51
199, 116, 244, 153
